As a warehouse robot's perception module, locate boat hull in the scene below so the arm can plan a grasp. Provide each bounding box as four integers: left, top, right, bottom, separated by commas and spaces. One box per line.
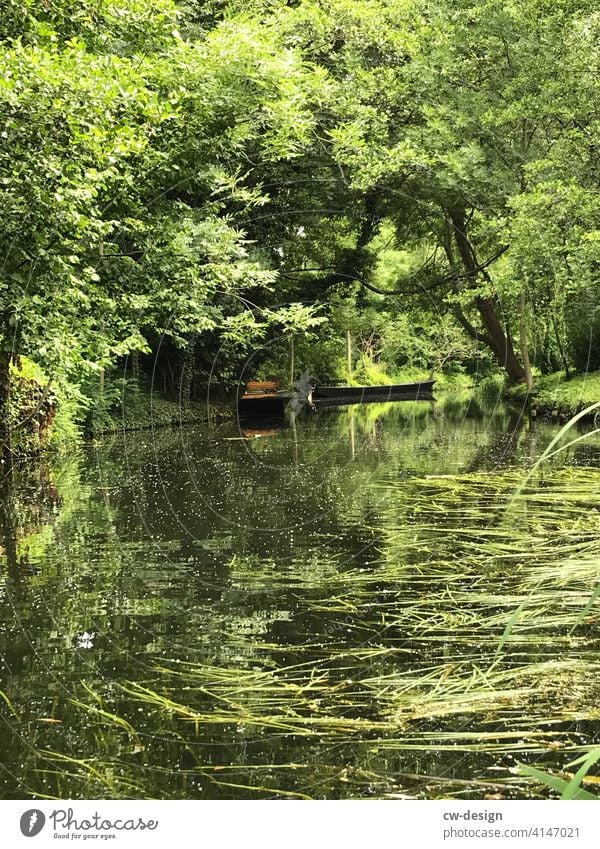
237, 391, 291, 417
312, 380, 435, 402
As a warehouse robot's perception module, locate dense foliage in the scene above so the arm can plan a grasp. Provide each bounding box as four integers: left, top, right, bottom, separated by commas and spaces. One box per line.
2, 0, 600, 448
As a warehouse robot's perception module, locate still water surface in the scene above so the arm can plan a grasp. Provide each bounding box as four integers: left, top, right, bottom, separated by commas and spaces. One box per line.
1, 399, 600, 799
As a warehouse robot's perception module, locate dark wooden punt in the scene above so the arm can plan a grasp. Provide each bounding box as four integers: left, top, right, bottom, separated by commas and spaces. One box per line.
237, 380, 291, 417
312, 380, 435, 404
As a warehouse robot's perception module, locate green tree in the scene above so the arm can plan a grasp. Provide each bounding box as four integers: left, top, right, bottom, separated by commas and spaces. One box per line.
0, 0, 322, 446
256, 0, 600, 387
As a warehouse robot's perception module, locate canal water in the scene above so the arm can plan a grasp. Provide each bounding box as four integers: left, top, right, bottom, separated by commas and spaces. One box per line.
1, 398, 600, 799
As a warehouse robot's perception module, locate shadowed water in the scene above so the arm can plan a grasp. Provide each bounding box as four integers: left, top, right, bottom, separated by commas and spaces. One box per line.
1, 398, 600, 799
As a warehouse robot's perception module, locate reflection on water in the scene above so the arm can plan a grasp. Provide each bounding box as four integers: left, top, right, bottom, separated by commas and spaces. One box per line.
1, 399, 600, 799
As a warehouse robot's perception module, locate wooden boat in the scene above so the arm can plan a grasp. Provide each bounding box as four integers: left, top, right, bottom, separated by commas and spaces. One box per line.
237, 380, 291, 417
238, 376, 433, 416
312, 379, 435, 404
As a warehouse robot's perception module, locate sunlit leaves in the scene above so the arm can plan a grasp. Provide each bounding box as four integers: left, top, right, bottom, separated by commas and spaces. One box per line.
0, 0, 323, 402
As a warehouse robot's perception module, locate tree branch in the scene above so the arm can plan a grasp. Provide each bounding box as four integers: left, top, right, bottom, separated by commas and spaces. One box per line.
356, 272, 452, 297
283, 245, 508, 298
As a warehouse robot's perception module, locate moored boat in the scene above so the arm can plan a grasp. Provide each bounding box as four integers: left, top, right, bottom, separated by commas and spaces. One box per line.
237, 380, 291, 417
312, 380, 435, 403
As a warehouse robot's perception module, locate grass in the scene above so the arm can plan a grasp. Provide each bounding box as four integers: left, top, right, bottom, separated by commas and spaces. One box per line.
528, 370, 600, 415
349, 360, 475, 392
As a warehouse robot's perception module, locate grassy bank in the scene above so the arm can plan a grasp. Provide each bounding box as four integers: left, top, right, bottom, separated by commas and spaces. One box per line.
345, 361, 475, 392
529, 371, 600, 417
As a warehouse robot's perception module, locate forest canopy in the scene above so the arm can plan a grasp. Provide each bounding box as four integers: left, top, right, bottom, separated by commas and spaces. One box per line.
2, 0, 600, 447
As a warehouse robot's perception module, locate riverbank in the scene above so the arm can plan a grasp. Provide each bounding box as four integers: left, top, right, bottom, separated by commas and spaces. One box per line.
88, 389, 233, 437
347, 364, 474, 392
509, 370, 600, 419
5, 359, 234, 455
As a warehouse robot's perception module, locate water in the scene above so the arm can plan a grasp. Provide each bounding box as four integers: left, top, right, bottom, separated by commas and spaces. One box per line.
1, 398, 600, 799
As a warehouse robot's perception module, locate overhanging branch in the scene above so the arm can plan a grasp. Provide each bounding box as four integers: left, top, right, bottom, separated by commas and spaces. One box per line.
282, 245, 509, 297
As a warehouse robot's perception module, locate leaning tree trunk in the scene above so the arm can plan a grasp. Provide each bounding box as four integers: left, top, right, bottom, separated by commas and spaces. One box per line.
450, 209, 526, 384
475, 295, 526, 383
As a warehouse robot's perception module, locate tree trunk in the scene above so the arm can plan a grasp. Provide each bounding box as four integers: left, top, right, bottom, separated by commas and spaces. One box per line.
519, 288, 534, 392
131, 350, 140, 383
450, 209, 526, 384
552, 314, 570, 379
475, 295, 526, 383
